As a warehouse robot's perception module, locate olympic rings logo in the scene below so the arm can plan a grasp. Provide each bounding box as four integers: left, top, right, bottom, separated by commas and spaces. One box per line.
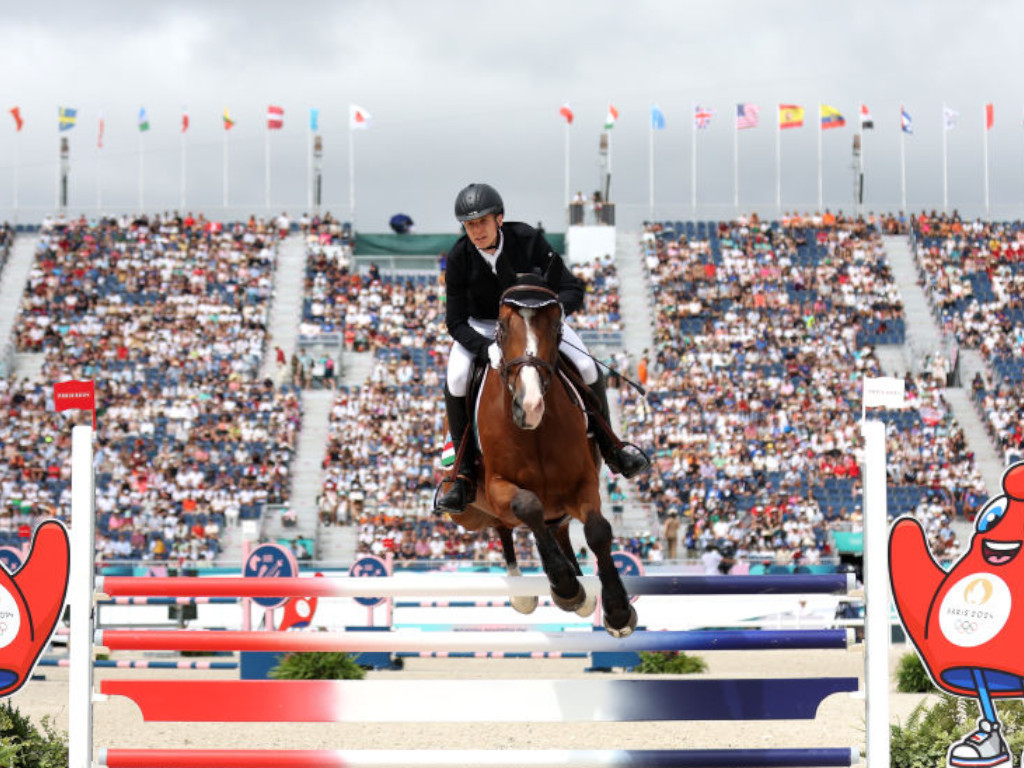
955, 619, 979, 634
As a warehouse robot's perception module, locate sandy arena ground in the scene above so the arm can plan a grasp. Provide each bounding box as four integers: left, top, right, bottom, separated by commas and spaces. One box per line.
9, 645, 935, 757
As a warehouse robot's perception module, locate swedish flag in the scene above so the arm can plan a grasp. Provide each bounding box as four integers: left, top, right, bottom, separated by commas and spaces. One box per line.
58, 107, 77, 132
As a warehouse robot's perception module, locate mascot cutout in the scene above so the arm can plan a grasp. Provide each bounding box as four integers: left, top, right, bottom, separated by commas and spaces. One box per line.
0, 520, 70, 698
890, 461, 1024, 768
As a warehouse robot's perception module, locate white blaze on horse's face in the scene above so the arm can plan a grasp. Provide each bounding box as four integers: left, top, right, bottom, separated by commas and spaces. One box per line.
517, 308, 545, 429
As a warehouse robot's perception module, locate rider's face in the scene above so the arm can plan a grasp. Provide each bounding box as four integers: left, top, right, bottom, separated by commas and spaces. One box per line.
463, 213, 503, 251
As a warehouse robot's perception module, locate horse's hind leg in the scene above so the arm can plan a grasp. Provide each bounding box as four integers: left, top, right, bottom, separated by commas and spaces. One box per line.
584, 511, 637, 638
498, 526, 537, 615
510, 489, 586, 612
553, 521, 596, 618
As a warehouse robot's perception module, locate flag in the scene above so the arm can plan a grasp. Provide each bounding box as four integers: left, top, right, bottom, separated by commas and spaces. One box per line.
651, 105, 666, 130
820, 104, 845, 130
97, 113, 105, 149
138, 107, 150, 132
736, 103, 760, 130
779, 104, 804, 129
222, 108, 235, 130
53, 379, 97, 428
58, 107, 77, 131
350, 104, 372, 130
943, 106, 959, 131
859, 105, 874, 130
441, 440, 455, 468
310, 108, 320, 132
9, 107, 23, 132
267, 104, 284, 130
694, 106, 714, 130
604, 104, 619, 130
559, 104, 574, 124
181, 107, 189, 133
900, 106, 913, 134
986, 103, 994, 131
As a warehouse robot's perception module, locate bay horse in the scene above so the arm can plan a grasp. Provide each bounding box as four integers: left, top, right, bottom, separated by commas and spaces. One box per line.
449, 270, 637, 638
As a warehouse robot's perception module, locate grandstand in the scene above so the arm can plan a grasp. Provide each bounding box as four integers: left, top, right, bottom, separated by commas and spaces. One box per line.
0, 210, 1010, 569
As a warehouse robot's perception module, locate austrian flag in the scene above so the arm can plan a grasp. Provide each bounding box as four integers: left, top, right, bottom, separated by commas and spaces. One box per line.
267, 105, 284, 130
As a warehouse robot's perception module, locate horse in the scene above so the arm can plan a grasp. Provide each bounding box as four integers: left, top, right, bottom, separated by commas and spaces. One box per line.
449, 269, 637, 638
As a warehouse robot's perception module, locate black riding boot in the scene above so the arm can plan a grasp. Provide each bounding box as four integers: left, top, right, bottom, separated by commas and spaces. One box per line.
590, 374, 651, 479
434, 385, 476, 514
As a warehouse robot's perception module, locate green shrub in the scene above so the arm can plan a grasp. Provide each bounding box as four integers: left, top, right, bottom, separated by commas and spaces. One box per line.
0, 701, 68, 768
635, 651, 707, 674
896, 651, 937, 693
269, 651, 366, 680
891, 695, 1024, 768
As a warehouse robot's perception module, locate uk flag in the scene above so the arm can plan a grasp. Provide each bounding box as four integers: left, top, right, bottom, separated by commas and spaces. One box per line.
694, 106, 714, 130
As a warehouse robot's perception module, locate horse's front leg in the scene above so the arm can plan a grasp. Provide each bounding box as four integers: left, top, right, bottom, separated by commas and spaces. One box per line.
497, 526, 537, 615
584, 510, 638, 638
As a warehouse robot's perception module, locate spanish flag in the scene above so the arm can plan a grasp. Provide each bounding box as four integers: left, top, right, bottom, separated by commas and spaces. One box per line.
820, 105, 845, 130
778, 104, 804, 129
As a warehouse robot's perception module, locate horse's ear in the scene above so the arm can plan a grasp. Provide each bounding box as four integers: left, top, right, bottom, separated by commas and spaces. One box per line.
543, 253, 564, 291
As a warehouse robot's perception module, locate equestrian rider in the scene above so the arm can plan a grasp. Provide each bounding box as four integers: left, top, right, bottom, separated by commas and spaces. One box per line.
435, 183, 650, 514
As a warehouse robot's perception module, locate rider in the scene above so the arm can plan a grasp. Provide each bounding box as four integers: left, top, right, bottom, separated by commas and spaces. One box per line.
435, 182, 650, 514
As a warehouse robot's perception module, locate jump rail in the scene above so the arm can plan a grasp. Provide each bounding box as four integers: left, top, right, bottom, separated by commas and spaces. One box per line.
99, 747, 860, 768
96, 628, 852, 654
96, 573, 854, 598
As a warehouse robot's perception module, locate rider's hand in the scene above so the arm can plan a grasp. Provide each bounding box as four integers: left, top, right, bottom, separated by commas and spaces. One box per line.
487, 343, 502, 370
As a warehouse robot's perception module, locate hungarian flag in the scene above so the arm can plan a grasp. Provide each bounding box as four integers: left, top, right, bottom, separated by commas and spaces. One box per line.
441, 440, 455, 468
222, 108, 235, 130
350, 104, 372, 130
181, 107, 190, 133
267, 104, 284, 130
54, 380, 97, 428
559, 104, 573, 124
9, 107, 23, 132
604, 104, 619, 130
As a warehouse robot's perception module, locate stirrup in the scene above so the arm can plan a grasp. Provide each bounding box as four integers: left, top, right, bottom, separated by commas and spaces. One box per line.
434, 475, 474, 514
605, 442, 651, 479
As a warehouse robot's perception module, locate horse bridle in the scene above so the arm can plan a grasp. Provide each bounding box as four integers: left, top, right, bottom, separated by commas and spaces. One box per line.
495, 285, 562, 399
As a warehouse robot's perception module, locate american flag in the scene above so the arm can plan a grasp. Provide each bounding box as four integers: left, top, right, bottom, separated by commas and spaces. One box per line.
694, 105, 714, 129
736, 103, 760, 130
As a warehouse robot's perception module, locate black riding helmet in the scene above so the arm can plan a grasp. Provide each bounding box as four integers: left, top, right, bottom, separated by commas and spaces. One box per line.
454, 183, 504, 222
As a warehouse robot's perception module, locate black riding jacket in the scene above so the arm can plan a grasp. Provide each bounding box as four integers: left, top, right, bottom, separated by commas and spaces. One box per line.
444, 221, 585, 361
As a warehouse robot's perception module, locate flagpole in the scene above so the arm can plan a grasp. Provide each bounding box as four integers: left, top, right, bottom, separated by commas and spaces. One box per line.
265, 127, 271, 212
776, 106, 782, 214
307, 112, 313, 214
138, 130, 144, 212
12, 130, 18, 223
180, 125, 186, 212
900, 125, 907, 214
817, 103, 823, 212
942, 106, 949, 214
733, 106, 739, 211
95, 131, 101, 214
606, 127, 613, 203
348, 126, 355, 226
691, 103, 697, 216
648, 115, 654, 221
223, 130, 229, 212
564, 121, 571, 216
984, 105, 991, 218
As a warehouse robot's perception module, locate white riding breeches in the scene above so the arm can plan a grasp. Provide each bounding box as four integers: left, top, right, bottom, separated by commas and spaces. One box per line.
446, 317, 599, 397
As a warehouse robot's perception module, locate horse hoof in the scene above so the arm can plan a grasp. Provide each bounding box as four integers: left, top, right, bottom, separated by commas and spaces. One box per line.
575, 592, 597, 618
510, 595, 538, 615
603, 604, 638, 638
550, 583, 587, 613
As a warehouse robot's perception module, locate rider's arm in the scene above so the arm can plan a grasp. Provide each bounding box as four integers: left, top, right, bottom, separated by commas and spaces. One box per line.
445, 245, 493, 361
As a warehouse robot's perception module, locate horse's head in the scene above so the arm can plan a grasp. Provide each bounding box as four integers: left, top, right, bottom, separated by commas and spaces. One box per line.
496, 275, 563, 430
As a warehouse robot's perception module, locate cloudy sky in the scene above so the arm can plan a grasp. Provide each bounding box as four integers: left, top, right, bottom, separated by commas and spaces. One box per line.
3, 0, 1024, 231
